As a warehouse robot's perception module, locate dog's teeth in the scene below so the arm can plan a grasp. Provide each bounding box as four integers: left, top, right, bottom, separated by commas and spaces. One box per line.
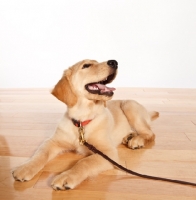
89, 85, 99, 90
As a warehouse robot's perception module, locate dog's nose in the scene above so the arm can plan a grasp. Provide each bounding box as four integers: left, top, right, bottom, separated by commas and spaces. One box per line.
107, 60, 118, 69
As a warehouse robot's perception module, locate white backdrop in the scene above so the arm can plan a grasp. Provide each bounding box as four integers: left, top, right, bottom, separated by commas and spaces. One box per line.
0, 0, 196, 88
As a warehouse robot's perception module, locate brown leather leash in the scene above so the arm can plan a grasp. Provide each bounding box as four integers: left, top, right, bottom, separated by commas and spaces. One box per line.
84, 141, 196, 187
75, 121, 196, 187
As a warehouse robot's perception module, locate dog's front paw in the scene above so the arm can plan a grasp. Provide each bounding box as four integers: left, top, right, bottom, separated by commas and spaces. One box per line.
127, 136, 145, 150
12, 163, 37, 182
51, 170, 80, 190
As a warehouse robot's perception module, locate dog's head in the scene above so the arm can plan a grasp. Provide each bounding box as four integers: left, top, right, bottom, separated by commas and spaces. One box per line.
52, 59, 118, 107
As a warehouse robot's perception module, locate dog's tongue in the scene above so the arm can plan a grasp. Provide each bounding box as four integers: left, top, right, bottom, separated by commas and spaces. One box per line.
95, 83, 115, 93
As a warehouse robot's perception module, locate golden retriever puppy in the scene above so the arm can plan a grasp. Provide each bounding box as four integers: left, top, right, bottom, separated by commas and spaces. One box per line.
12, 59, 159, 190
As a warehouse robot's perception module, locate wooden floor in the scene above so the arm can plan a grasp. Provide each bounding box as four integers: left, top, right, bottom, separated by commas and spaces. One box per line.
0, 88, 196, 200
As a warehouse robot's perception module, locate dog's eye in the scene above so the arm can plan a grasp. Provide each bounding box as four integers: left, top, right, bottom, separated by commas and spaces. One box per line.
82, 64, 91, 69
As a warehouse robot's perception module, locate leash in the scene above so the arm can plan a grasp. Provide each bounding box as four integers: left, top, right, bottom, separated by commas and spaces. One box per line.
76, 121, 196, 187
84, 141, 196, 186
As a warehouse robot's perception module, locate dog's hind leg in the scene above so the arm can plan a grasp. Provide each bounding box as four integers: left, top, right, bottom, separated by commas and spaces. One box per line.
120, 100, 158, 149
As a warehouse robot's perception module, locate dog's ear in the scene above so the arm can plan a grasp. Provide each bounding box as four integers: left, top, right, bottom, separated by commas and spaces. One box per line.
51, 69, 77, 107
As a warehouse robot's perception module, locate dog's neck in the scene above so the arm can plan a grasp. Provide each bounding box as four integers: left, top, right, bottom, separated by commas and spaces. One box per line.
67, 97, 106, 122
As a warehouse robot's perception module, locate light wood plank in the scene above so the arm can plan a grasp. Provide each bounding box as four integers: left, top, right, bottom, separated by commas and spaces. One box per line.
0, 88, 196, 200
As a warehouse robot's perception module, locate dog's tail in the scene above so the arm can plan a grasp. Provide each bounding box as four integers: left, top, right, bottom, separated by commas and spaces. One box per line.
150, 111, 159, 121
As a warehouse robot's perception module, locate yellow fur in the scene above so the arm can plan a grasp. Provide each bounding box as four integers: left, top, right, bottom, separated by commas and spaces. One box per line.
12, 59, 159, 190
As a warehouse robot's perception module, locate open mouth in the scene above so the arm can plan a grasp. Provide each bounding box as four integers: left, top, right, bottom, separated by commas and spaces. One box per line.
85, 73, 116, 96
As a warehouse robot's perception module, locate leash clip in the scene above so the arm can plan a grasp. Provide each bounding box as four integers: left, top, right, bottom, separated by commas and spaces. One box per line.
78, 125, 86, 145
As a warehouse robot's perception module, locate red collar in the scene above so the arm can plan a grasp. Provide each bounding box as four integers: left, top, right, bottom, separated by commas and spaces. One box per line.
72, 118, 92, 127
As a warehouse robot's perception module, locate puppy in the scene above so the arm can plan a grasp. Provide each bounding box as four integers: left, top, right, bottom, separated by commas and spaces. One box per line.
12, 59, 159, 190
